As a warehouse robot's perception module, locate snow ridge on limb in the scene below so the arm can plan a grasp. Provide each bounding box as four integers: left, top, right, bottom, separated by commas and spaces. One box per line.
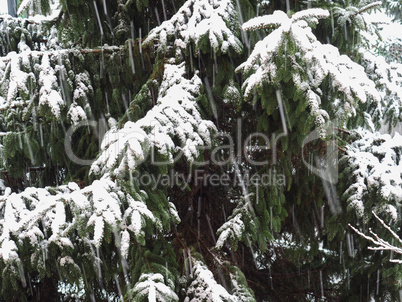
90, 63, 216, 176
142, 0, 243, 56
242, 8, 329, 31
291, 8, 330, 23
236, 9, 380, 138
342, 131, 402, 220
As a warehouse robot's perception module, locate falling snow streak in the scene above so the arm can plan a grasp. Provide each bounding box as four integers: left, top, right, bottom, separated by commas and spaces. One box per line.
276, 89, 288, 136
93, 0, 104, 37
127, 41, 135, 74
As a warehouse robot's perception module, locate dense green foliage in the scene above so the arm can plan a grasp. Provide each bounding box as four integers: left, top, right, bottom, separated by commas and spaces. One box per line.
0, 0, 400, 301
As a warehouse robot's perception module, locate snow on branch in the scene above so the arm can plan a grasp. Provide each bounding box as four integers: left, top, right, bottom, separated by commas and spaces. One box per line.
181, 253, 256, 301
335, 2, 382, 30
0, 46, 121, 64
236, 9, 380, 138
355, 1, 382, 16
184, 259, 235, 301
0, 175, 172, 271
0, 45, 121, 123
292, 8, 330, 22
38, 52, 64, 118
342, 131, 402, 220
215, 193, 257, 251
17, 0, 33, 15
242, 10, 286, 31
4, 51, 33, 103
142, 0, 243, 55
242, 8, 329, 31
349, 211, 402, 263
359, 51, 402, 128
129, 273, 179, 302
90, 63, 216, 176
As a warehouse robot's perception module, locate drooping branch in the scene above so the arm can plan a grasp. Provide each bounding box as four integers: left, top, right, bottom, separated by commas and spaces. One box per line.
0, 45, 122, 63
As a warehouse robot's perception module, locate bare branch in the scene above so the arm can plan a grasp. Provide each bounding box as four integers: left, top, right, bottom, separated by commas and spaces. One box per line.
349, 211, 402, 263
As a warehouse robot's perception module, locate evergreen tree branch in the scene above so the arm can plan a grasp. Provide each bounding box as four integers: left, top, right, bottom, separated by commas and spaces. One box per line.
352, 1, 382, 18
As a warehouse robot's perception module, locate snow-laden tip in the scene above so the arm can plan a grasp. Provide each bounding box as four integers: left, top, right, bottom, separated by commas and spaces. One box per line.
242, 10, 287, 31
292, 8, 330, 22
242, 8, 329, 31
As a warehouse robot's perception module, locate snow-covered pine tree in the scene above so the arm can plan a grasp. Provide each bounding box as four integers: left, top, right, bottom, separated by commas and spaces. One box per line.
235, 0, 401, 300
232, 1, 399, 300
0, 0, 255, 300
0, 0, 401, 301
